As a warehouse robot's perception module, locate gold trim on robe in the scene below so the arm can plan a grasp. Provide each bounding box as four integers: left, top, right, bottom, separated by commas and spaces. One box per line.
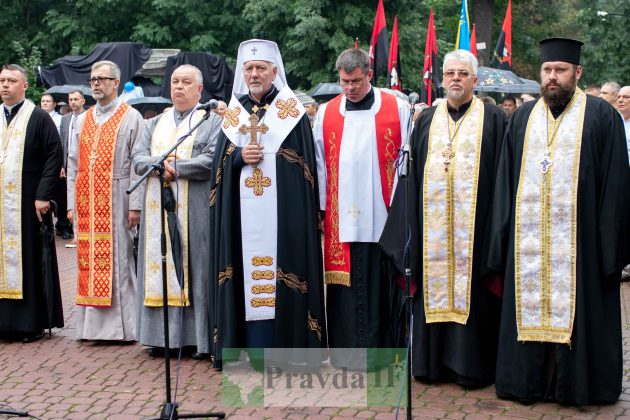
143, 109, 202, 307
422, 97, 484, 324
0, 100, 35, 299
515, 89, 586, 344
76, 102, 131, 306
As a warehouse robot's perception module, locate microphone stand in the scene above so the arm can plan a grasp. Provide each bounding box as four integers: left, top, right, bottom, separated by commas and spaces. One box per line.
398, 102, 415, 420
127, 108, 225, 420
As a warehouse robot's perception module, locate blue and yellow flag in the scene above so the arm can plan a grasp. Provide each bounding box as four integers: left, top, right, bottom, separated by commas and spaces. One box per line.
455, 0, 471, 51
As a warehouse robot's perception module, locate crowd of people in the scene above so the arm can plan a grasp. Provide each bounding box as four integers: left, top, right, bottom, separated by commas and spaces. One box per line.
0, 35, 628, 407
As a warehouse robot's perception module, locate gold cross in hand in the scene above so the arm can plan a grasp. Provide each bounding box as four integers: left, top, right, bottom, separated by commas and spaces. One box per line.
239, 113, 269, 146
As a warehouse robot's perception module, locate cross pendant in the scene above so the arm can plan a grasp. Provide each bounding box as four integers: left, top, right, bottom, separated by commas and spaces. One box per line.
441, 144, 454, 172
539, 150, 553, 174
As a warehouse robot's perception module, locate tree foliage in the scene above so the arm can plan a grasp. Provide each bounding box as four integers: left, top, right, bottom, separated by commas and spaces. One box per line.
0, 0, 627, 96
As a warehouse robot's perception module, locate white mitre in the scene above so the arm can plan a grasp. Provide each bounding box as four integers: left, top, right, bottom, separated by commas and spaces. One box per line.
231, 39, 289, 97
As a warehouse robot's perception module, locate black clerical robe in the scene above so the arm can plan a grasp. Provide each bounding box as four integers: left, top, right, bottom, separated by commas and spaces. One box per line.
380, 100, 506, 387
487, 95, 630, 405
0, 105, 64, 334
209, 90, 326, 366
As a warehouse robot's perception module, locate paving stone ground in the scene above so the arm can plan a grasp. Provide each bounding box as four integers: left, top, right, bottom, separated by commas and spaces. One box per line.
1, 239, 630, 419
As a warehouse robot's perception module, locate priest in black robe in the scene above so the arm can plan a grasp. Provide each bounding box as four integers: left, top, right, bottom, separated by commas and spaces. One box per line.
380, 50, 506, 387
209, 40, 326, 367
488, 38, 630, 405
0, 64, 64, 341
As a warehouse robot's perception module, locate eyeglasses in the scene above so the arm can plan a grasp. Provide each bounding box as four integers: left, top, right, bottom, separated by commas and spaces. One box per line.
443, 70, 472, 79
87, 77, 116, 85
339, 76, 367, 88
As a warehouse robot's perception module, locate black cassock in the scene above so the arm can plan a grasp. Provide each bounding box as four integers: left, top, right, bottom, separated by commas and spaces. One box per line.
380, 100, 506, 387
325, 89, 405, 369
0, 105, 64, 335
209, 89, 326, 366
487, 95, 630, 405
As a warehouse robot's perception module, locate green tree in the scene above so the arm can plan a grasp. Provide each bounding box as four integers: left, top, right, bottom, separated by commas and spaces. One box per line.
1, 0, 625, 96
577, 0, 630, 86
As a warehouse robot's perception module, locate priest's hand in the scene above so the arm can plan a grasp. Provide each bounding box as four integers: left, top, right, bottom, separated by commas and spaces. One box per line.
128, 210, 141, 228
242, 144, 264, 165
60, 168, 66, 178
163, 157, 178, 182
35, 200, 50, 222
67, 210, 73, 223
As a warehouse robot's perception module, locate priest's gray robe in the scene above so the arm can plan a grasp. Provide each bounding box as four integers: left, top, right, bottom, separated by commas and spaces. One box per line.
132, 109, 220, 353
67, 99, 146, 341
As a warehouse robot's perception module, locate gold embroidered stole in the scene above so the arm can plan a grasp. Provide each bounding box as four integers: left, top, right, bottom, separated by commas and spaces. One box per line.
515, 89, 586, 344
0, 101, 35, 299
75, 103, 131, 306
423, 97, 484, 324
143, 110, 201, 306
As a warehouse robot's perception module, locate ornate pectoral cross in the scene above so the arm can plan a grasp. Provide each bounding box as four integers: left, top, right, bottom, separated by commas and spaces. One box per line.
539, 150, 553, 174
441, 143, 455, 172
251, 104, 270, 114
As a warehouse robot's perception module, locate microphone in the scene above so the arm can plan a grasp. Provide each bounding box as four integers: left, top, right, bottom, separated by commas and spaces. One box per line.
197, 99, 218, 111
408, 92, 420, 107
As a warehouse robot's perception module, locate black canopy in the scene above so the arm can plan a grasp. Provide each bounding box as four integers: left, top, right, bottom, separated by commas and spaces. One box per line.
36, 42, 152, 94
161, 52, 234, 102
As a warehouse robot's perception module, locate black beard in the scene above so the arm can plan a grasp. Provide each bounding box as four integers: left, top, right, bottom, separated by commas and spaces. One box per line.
541, 85, 575, 108
541, 76, 576, 108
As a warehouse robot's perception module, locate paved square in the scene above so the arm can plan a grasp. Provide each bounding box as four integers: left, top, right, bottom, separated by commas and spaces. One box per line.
1, 239, 629, 419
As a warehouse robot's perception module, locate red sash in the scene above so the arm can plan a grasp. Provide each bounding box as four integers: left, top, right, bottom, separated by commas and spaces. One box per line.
322, 91, 401, 286
76, 103, 130, 307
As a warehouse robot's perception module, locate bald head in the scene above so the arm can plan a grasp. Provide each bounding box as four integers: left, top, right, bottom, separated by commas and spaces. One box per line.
617, 86, 630, 120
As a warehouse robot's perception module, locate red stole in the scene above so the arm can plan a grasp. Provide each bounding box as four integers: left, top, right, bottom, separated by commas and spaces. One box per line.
322, 91, 401, 286
76, 103, 130, 307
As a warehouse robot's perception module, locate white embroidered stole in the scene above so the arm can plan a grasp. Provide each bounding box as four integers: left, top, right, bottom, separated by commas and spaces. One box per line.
423, 98, 484, 324
222, 85, 305, 321
143, 110, 202, 307
0, 100, 34, 299
515, 90, 586, 344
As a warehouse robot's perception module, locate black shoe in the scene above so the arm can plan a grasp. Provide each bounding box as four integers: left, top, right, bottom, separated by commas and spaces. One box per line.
22, 330, 43, 343
147, 347, 165, 357
192, 352, 210, 360
62, 231, 73, 240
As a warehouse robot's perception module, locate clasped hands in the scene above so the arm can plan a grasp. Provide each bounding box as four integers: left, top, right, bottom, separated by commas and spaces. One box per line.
153, 154, 179, 182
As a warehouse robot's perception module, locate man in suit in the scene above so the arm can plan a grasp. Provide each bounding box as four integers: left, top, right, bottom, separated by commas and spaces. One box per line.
56, 90, 85, 239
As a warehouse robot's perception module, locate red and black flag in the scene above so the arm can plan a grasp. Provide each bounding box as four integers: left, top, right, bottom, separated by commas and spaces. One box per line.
387, 16, 402, 91
491, 0, 512, 69
470, 24, 478, 58
422, 8, 440, 106
369, 0, 389, 85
